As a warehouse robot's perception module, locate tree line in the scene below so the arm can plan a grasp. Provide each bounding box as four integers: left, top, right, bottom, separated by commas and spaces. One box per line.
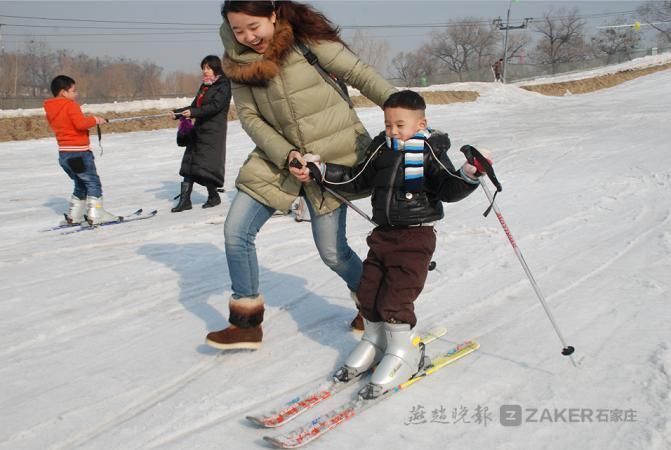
0, 41, 201, 100
382, 4, 670, 86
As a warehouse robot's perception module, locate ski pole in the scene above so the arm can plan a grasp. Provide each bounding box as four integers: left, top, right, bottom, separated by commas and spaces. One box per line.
460, 145, 577, 366
105, 112, 175, 123
289, 158, 376, 226
323, 184, 376, 226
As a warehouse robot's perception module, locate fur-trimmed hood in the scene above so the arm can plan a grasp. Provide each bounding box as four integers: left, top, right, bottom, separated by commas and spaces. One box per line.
220, 19, 295, 86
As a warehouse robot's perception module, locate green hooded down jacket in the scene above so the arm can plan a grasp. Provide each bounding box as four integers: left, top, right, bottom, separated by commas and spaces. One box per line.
220, 19, 396, 214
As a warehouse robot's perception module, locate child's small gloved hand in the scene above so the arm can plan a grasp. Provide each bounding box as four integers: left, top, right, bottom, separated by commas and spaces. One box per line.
461, 162, 479, 180
462, 148, 493, 179
303, 153, 321, 164
303, 154, 325, 184
473, 148, 493, 175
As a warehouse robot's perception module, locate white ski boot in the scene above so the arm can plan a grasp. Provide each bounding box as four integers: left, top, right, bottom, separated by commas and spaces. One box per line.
358, 322, 427, 399
65, 195, 86, 224
333, 319, 386, 382
85, 196, 121, 225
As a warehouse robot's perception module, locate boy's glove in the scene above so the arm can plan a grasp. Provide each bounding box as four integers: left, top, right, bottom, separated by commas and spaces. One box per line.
302, 154, 326, 185
306, 162, 325, 185
303, 153, 321, 165
461, 148, 493, 179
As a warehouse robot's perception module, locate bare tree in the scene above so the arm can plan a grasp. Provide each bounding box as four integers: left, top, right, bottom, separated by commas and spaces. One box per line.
0, 52, 16, 96
0, 39, 225, 103
346, 30, 390, 75
532, 7, 590, 72
591, 20, 642, 63
390, 46, 438, 87
23, 40, 57, 96
638, 1, 671, 45
98, 62, 136, 98
428, 18, 498, 81
504, 31, 532, 63
164, 71, 201, 96
132, 62, 163, 98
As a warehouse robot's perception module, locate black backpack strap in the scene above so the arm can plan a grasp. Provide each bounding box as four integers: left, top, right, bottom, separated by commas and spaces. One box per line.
297, 42, 353, 108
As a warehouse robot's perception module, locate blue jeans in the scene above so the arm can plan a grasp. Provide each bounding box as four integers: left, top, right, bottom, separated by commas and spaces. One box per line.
58, 151, 103, 198
224, 191, 363, 298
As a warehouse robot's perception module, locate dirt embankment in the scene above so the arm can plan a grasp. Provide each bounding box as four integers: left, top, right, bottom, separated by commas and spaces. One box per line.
520, 62, 671, 96
0, 90, 479, 143
0, 109, 240, 143
1, 62, 668, 143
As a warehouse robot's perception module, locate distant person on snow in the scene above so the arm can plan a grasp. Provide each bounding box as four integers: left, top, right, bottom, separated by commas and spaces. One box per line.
307, 90, 489, 398
44, 75, 118, 225
170, 55, 232, 212
492, 58, 504, 82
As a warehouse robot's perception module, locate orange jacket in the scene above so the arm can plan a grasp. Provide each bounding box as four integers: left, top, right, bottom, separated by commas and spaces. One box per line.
44, 97, 97, 151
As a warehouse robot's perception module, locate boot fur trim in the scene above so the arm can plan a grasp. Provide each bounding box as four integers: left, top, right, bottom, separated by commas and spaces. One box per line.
229, 295, 265, 328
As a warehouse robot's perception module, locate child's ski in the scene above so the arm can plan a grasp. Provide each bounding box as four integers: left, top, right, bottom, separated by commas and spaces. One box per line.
246, 326, 448, 428
60, 209, 157, 234
40, 220, 81, 232
40, 209, 144, 232
263, 340, 479, 449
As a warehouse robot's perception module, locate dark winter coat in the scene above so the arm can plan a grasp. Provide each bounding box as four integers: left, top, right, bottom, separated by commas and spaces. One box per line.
322, 131, 479, 227
174, 77, 232, 187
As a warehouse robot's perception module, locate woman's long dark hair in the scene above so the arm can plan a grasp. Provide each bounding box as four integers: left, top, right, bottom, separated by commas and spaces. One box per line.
221, 0, 344, 44
201, 54, 224, 76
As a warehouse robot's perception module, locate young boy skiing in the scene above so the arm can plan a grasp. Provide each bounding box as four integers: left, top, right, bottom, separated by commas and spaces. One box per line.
44, 75, 118, 225
305, 90, 488, 399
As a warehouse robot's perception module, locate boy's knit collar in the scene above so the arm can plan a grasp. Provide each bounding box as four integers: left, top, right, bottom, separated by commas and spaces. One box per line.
385, 129, 431, 151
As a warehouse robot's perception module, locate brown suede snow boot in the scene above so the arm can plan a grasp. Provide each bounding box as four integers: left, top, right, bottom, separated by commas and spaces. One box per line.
205, 295, 265, 350
349, 291, 364, 333
206, 324, 263, 350
350, 312, 364, 333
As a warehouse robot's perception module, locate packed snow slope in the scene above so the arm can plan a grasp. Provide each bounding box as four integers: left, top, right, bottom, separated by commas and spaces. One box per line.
0, 69, 669, 450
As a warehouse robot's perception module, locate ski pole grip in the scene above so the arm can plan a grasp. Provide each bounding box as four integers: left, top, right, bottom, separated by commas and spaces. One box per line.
460, 145, 502, 192
290, 158, 323, 183
289, 158, 303, 170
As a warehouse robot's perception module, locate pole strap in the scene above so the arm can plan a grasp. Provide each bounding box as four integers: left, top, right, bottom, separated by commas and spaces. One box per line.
96, 124, 103, 156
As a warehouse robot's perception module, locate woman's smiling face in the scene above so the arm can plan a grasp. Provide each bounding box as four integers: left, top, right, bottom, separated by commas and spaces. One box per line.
227, 11, 277, 54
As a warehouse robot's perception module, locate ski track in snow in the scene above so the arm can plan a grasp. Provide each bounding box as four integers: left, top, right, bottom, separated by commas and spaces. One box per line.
1, 62, 670, 449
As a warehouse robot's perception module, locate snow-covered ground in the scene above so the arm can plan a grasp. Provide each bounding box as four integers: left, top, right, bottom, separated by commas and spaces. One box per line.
1, 65, 670, 450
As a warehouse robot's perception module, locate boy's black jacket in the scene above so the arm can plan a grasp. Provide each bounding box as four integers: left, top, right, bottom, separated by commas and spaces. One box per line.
323, 131, 478, 227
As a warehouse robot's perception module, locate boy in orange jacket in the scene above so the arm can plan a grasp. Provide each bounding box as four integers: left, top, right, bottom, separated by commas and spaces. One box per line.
44, 75, 119, 225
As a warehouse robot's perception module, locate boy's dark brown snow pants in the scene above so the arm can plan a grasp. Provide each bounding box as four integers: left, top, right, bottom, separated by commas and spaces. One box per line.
356, 226, 436, 328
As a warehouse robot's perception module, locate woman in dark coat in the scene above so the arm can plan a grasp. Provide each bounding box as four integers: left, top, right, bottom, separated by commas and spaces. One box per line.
171, 55, 232, 212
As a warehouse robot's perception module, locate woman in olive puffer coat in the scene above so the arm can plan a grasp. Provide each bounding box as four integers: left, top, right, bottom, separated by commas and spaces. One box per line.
205, 0, 396, 350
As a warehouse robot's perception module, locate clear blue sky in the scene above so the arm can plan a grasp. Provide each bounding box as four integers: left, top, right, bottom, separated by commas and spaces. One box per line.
0, 1, 649, 73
